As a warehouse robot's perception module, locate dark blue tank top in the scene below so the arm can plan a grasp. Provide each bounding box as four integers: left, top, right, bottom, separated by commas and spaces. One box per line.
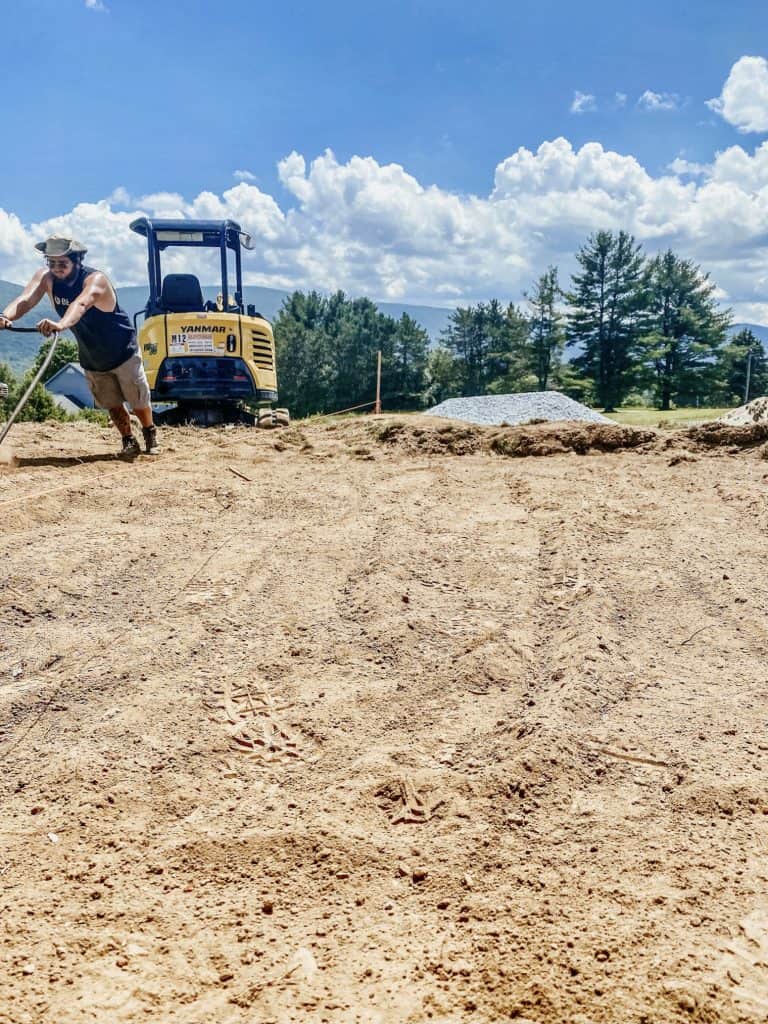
51, 264, 137, 372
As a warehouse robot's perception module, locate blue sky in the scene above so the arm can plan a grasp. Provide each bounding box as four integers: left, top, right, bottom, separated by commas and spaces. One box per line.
3, 0, 768, 319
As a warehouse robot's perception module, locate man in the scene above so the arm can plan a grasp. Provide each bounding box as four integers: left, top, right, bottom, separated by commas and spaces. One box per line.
0, 235, 158, 457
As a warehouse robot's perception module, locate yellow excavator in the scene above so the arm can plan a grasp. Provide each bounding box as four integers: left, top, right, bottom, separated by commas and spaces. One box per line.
130, 217, 288, 427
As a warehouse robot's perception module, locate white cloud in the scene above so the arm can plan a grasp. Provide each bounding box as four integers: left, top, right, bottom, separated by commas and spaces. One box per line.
707, 55, 768, 133
614, 92, 627, 109
570, 91, 597, 114
84, 0, 109, 11
3, 139, 768, 319
234, 169, 257, 182
637, 90, 679, 112
667, 157, 708, 176
108, 186, 131, 206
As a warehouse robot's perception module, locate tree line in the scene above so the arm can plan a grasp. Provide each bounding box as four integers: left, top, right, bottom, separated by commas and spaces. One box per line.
1, 229, 765, 423
273, 230, 767, 417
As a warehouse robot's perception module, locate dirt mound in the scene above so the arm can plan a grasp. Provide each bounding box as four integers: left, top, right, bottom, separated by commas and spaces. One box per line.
368, 417, 655, 458
684, 420, 768, 449
488, 421, 656, 457
369, 418, 486, 455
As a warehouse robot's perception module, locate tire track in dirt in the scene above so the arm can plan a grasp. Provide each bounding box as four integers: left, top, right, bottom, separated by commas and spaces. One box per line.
3, 421, 768, 1023
478, 454, 768, 1023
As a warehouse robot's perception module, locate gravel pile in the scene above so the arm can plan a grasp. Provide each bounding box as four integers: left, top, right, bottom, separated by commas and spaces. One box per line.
425, 391, 611, 427
718, 396, 768, 426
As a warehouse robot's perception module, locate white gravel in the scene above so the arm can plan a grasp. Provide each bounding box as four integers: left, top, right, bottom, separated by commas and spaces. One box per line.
425, 391, 611, 427
718, 396, 768, 426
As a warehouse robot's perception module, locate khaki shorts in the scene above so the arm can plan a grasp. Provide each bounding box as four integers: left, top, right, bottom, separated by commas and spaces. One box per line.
84, 353, 151, 410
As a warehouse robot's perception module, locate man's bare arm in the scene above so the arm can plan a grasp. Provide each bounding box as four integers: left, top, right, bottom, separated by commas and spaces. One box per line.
0, 270, 49, 327
37, 272, 110, 336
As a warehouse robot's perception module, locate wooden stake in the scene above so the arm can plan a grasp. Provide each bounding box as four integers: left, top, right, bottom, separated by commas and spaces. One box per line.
375, 350, 382, 414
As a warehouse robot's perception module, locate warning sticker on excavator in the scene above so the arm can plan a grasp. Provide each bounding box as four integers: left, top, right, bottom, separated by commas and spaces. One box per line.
170, 333, 219, 354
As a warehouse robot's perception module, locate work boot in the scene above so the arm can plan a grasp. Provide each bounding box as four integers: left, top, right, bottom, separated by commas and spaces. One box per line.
120, 434, 141, 459
142, 425, 160, 455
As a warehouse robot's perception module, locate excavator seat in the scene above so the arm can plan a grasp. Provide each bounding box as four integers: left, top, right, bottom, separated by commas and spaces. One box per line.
160, 274, 205, 313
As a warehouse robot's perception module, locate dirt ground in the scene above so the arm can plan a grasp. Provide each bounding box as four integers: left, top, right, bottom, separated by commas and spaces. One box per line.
1, 414, 768, 1024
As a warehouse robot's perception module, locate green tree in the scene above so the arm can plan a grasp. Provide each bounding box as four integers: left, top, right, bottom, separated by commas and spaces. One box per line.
334, 296, 395, 412
441, 306, 480, 395
714, 328, 768, 405
274, 290, 334, 417
30, 335, 80, 382
441, 301, 514, 396
566, 230, 646, 411
0, 362, 16, 420
0, 347, 67, 424
642, 251, 731, 409
274, 291, 412, 417
9, 372, 67, 423
387, 313, 430, 409
423, 347, 462, 406
486, 304, 535, 394
526, 266, 564, 390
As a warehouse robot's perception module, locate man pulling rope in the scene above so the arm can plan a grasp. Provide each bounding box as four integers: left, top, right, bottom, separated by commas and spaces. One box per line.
0, 235, 158, 458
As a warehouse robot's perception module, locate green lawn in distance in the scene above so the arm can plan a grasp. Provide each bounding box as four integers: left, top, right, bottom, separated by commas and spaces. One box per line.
603, 407, 731, 428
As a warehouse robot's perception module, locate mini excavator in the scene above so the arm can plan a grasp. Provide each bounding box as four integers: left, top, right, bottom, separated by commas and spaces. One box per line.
130, 218, 289, 427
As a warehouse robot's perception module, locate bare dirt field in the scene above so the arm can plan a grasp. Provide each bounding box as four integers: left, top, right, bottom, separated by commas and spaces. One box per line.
1, 414, 768, 1024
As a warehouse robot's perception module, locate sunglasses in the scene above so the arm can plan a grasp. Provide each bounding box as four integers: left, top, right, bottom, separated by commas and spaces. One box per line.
46, 258, 73, 269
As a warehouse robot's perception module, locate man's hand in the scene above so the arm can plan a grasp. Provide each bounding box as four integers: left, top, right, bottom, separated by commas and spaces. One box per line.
37, 318, 62, 337
0, 316, 11, 330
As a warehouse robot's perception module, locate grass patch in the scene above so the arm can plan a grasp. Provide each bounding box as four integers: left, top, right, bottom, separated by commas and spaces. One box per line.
604, 407, 731, 428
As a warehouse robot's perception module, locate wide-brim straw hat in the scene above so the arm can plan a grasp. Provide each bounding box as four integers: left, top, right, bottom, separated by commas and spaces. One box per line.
34, 235, 88, 257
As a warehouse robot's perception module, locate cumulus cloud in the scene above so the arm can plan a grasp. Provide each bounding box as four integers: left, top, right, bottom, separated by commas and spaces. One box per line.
3, 140, 768, 319
667, 157, 708, 177
637, 90, 680, 111
234, 169, 257, 182
707, 55, 768, 133
570, 91, 597, 114
84, 0, 109, 11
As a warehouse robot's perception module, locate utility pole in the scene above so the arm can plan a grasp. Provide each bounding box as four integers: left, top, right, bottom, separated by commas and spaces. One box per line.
745, 350, 753, 405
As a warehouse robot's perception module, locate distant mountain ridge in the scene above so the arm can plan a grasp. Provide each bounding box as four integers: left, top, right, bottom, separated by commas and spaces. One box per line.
114, 284, 455, 343
0, 278, 455, 375
729, 323, 768, 345
0, 279, 59, 374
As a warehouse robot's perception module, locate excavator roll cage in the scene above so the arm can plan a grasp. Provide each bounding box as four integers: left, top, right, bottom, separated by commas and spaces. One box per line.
129, 217, 255, 319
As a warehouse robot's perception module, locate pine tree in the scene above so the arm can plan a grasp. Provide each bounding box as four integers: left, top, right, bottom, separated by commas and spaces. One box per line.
388, 314, 430, 409
273, 290, 333, 417
566, 230, 646, 411
441, 306, 483, 395
486, 304, 534, 394
642, 251, 731, 410
332, 297, 395, 412
274, 291, 416, 416
526, 266, 564, 390
441, 302, 514, 396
